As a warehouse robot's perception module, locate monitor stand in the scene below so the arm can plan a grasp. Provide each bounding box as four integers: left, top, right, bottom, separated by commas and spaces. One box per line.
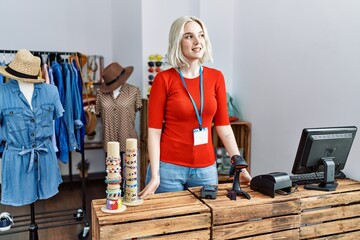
304, 158, 338, 191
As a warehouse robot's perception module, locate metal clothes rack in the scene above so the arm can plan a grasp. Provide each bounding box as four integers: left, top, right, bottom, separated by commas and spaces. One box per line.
0, 49, 89, 240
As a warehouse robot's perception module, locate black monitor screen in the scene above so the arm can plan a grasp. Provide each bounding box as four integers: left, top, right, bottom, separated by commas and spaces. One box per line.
292, 126, 357, 191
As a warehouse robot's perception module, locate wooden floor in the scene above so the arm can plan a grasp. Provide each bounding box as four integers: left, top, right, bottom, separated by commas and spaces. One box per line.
0, 178, 105, 240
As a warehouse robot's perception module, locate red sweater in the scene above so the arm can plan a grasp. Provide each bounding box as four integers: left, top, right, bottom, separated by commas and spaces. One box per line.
148, 67, 230, 167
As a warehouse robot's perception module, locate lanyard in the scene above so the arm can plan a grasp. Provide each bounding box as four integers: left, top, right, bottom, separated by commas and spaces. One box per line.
178, 66, 204, 129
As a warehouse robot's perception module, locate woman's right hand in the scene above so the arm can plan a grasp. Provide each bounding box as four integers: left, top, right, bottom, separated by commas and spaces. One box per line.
138, 175, 160, 199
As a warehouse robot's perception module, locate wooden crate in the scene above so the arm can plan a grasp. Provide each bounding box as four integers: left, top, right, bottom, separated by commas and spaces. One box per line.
295, 179, 360, 239
189, 183, 301, 239
91, 190, 211, 239
139, 98, 149, 190
213, 121, 251, 174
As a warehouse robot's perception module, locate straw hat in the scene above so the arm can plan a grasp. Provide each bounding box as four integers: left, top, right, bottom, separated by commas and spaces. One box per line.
0, 49, 44, 83
85, 109, 97, 136
99, 62, 133, 93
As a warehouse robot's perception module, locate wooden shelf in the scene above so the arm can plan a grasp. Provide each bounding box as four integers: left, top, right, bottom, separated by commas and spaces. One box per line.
84, 142, 103, 149
212, 120, 251, 172
140, 99, 149, 190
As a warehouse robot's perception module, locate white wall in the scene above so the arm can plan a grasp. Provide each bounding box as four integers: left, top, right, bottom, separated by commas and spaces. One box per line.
110, 1, 143, 170
137, 0, 236, 96
140, 0, 200, 98
111, 0, 143, 89
199, 0, 235, 93
0, 0, 114, 177
234, 0, 360, 180
0, 0, 113, 65
0, 0, 359, 181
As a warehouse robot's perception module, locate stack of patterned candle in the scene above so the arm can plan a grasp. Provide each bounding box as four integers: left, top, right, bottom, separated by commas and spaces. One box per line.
101, 141, 126, 213
123, 138, 143, 206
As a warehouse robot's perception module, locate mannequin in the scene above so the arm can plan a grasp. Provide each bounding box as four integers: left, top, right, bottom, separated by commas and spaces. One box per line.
95, 62, 142, 153
96, 62, 142, 199
17, 80, 34, 110
113, 85, 122, 99
0, 49, 64, 207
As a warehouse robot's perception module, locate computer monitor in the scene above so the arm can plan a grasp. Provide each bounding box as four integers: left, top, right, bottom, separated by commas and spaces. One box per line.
292, 126, 357, 191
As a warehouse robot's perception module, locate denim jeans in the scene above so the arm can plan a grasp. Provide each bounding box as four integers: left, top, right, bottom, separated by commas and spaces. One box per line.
146, 161, 218, 193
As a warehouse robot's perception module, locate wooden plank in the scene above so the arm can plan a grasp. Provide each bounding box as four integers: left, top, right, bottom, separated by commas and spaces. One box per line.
192, 183, 299, 204
300, 190, 360, 210
143, 229, 210, 240
295, 179, 360, 199
99, 205, 209, 225
313, 231, 360, 240
213, 200, 300, 225
93, 192, 210, 225
94, 189, 190, 203
300, 217, 360, 239
91, 201, 100, 240
240, 229, 299, 240
301, 204, 360, 224
99, 212, 211, 239
189, 181, 301, 226
140, 98, 149, 190
193, 189, 300, 211
213, 215, 300, 239
92, 190, 212, 239
208, 192, 299, 208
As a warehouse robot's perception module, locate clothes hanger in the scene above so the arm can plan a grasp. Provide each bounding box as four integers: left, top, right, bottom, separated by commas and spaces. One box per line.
63, 53, 68, 63
87, 56, 98, 81
40, 53, 47, 66
9, 51, 14, 62
2, 51, 5, 64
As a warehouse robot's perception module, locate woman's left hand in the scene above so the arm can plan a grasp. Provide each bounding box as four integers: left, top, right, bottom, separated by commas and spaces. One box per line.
138, 175, 160, 199
240, 169, 252, 184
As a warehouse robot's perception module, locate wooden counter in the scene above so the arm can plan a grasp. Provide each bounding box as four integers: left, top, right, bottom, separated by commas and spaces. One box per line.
188, 179, 360, 239
296, 178, 360, 239
91, 190, 211, 239
92, 179, 360, 239
190, 183, 301, 239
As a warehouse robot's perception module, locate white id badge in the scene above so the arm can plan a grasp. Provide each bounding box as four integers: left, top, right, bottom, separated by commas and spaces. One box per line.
193, 127, 208, 146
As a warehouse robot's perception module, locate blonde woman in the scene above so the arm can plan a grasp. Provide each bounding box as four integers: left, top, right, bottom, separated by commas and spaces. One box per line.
139, 16, 251, 198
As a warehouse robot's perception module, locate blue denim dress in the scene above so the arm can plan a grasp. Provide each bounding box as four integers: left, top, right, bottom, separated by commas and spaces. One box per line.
0, 80, 64, 206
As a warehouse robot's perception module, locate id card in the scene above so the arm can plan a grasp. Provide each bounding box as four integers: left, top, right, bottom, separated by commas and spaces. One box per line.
193, 127, 208, 146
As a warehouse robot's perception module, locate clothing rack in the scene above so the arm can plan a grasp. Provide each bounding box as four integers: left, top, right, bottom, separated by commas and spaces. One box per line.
0, 49, 89, 240
0, 49, 81, 56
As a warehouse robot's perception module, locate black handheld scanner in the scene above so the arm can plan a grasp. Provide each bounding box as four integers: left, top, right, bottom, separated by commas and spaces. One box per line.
229, 155, 248, 176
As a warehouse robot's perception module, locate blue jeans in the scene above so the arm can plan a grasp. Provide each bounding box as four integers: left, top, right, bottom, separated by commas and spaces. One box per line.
146, 161, 218, 193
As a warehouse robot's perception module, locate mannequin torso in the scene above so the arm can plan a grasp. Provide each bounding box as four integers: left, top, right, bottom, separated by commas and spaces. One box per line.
113, 85, 122, 99
17, 80, 34, 110
96, 83, 142, 152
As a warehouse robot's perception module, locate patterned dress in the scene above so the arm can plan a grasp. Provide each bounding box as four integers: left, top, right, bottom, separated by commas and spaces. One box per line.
95, 83, 142, 152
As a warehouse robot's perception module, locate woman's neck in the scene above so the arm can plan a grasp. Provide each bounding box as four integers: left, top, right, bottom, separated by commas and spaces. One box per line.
179, 62, 201, 78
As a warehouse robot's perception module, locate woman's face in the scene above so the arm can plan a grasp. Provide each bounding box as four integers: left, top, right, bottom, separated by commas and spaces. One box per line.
181, 21, 205, 63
